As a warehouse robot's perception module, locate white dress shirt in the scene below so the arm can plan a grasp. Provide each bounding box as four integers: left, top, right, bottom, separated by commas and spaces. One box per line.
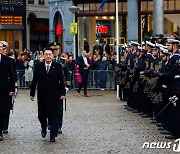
45, 62, 52, 72
83, 56, 88, 65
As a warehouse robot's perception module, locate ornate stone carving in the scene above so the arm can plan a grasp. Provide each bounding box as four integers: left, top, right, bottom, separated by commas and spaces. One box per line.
58, 3, 64, 15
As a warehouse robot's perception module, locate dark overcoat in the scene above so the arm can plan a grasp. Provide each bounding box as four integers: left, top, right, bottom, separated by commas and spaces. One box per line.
98, 61, 107, 81
0, 54, 15, 115
30, 61, 66, 119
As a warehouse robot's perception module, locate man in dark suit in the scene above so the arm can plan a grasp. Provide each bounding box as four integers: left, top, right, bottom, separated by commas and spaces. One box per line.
1, 41, 17, 134
77, 50, 90, 97
30, 47, 66, 142
0, 41, 15, 141
103, 39, 110, 55
49, 42, 70, 134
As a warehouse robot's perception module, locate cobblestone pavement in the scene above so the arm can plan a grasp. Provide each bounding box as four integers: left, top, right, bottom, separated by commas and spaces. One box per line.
0, 89, 177, 154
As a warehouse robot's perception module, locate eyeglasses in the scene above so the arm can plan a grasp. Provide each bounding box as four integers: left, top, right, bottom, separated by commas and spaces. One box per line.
44, 53, 53, 56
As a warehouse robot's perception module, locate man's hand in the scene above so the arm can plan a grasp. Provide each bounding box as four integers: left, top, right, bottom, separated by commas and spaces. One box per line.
86, 64, 90, 68
9, 91, 14, 96
30, 96, 35, 101
60, 96, 65, 100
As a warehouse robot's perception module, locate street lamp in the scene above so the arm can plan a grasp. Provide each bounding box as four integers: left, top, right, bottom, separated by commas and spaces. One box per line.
69, 6, 80, 14
69, 6, 80, 60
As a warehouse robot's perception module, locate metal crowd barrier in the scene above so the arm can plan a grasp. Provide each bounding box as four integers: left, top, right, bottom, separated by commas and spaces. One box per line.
72, 70, 116, 90
17, 70, 31, 89
17, 70, 116, 90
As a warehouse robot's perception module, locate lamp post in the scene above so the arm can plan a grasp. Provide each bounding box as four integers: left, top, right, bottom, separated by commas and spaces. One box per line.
69, 6, 79, 60
116, 0, 119, 99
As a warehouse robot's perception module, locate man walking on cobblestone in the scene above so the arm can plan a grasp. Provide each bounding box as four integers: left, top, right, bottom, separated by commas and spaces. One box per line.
77, 50, 90, 97
0, 41, 15, 141
30, 47, 66, 142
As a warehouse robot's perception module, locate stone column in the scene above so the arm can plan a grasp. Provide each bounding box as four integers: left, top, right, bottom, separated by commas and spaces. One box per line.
78, 18, 84, 55
153, 0, 164, 35
26, 22, 30, 50
127, 0, 138, 42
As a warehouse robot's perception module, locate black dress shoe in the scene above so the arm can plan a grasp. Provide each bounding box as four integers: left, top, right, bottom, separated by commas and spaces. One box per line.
141, 114, 149, 118
127, 107, 133, 111
2, 130, 8, 134
156, 123, 165, 127
58, 128, 62, 134
48, 125, 51, 130
132, 110, 139, 113
123, 104, 128, 107
50, 137, 55, 142
41, 130, 47, 138
138, 112, 145, 115
165, 135, 178, 139
158, 126, 165, 130
0, 134, 3, 141
160, 130, 173, 135
151, 119, 158, 124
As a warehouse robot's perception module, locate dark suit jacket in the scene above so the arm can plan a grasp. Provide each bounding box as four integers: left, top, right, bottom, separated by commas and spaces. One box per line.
30, 61, 66, 119
77, 56, 90, 74
0, 54, 15, 115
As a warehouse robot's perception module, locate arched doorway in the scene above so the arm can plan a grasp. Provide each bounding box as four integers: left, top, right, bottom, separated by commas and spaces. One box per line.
54, 11, 63, 53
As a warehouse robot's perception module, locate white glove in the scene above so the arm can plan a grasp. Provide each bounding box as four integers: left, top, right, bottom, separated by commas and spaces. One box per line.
65, 87, 69, 92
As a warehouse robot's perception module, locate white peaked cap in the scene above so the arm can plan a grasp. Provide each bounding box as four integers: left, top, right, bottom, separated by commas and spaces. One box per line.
146, 41, 155, 48
130, 41, 140, 46
156, 43, 168, 49
167, 39, 180, 44
160, 47, 170, 55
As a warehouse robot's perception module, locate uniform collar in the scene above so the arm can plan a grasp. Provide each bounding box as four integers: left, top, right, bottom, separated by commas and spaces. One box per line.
170, 50, 180, 58
54, 56, 59, 61
132, 50, 136, 54
152, 55, 157, 59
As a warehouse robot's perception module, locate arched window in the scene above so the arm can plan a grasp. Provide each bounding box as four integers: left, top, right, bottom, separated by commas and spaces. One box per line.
39, 0, 44, 5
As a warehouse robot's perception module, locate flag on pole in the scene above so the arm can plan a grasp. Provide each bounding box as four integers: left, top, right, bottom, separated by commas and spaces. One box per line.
98, 0, 107, 10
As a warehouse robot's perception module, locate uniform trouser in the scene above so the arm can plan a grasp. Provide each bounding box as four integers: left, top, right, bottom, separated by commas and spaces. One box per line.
118, 75, 125, 100
2, 96, 12, 131
39, 116, 59, 138
137, 79, 146, 112
2, 110, 10, 131
3, 96, 13, 130
154, 87, 169, 123
0, 116, 5, 133
134, 79, 144, 111
125, 78, 132, 107
174, 105, 180, 137
58, 100, 63, 130
0, 115, 8, 135
77, 71, 88, 94
128, 81, 136, 109
119, 84, 123, 100
166, 79, 180, 132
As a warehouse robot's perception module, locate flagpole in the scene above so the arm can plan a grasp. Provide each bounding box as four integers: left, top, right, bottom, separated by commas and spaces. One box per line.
116, 0, 119, 99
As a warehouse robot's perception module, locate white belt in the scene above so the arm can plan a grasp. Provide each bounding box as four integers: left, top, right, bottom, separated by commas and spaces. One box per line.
140, 71, 144, 75
162, 85, 167, 88
174, 75, 180, 79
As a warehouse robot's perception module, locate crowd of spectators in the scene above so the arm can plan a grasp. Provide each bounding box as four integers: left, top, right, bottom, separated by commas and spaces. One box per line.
9, 46, 117, 89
